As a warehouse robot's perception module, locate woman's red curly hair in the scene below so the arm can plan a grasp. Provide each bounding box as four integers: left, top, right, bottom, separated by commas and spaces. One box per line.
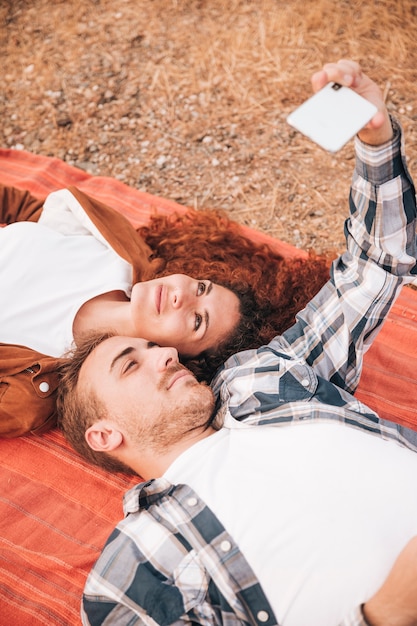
139, 208, 331, 381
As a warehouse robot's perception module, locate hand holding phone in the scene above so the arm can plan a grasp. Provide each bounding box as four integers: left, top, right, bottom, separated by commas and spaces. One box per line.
286, 82, 378, 153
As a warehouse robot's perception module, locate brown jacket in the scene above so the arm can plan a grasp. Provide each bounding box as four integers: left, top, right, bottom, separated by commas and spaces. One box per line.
0, 184, 157, 437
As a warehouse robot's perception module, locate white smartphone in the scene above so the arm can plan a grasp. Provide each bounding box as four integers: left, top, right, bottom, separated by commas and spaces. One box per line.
286, 82, 378, 152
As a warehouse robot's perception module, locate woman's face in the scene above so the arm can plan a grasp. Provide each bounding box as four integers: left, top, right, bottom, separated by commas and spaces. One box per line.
130, 274, 241, 357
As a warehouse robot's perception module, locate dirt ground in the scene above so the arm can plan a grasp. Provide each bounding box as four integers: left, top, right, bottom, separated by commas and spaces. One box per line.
2, 0, 417, 255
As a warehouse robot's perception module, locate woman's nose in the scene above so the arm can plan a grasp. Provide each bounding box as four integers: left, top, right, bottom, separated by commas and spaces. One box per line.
172, 289, 193, 309
172, 292, 180, 308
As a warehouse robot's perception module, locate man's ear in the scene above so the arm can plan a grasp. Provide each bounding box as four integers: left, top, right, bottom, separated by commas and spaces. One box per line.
85, 421, 123, 452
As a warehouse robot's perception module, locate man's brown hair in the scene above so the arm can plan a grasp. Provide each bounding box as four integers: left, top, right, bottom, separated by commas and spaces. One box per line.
57, 331, 135, 475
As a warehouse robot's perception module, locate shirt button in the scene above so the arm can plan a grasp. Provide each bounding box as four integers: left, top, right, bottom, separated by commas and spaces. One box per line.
257, 610, 269, 623
301, 378, 309, 387
187, 497, 198, 507
220, 540, 232, 552
39, 381, 50, 393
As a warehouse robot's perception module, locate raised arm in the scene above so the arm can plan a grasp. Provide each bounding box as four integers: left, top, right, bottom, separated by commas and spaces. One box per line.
280, 61, 416, 393
212, 60, 417, 418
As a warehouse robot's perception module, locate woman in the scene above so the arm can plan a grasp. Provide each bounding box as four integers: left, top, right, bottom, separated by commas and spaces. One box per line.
0, 183, 329, 436
1, 183, 329, 362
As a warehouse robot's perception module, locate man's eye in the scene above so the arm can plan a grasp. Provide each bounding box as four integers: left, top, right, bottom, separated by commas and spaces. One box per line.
197, 281, 206, 296
123, 360, 137, 373
194, 313, 202, 331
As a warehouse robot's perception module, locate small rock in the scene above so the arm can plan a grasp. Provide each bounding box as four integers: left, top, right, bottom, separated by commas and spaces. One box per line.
156, 155, 168, 168
75, 161, 98, 174
57, 115, 73, 128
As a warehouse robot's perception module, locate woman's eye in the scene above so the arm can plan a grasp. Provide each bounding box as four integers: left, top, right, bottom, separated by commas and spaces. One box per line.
194, 313, 202, 331
197, 281, 206, 296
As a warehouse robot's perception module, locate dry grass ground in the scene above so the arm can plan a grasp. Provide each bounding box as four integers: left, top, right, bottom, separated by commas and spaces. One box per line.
2, 0, 417, 254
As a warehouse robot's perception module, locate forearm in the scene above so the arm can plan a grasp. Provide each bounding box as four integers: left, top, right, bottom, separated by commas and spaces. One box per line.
339, 537, 417, 626
0, 184, 44, 223
347, 117, 417, 277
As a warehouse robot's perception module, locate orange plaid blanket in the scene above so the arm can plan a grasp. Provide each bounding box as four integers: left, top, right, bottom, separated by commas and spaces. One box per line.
1, 148, 416, 625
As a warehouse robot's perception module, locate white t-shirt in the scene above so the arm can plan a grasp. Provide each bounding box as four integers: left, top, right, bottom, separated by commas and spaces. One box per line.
165, 416, 417, 626
0, 189, 132, 357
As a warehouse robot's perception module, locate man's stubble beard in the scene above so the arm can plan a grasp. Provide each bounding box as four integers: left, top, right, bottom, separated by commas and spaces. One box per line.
125, 372, 216, 453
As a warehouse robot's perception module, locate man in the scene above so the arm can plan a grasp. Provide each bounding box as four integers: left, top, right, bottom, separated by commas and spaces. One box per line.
58, 60, 417, 626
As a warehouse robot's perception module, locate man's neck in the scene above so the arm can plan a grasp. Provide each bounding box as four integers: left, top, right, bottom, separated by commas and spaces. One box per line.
129, 425, 218, 481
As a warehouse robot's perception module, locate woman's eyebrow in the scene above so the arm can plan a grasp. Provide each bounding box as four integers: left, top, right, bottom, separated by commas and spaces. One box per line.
202, 283, 213, 336
204, 310, 210, 333
109, 346, 135, 372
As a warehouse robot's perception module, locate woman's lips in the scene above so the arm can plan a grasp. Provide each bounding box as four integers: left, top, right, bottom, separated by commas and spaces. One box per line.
156, 285, 163, 314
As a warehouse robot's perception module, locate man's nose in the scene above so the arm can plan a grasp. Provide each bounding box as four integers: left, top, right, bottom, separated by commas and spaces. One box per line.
155, 346, 179, 371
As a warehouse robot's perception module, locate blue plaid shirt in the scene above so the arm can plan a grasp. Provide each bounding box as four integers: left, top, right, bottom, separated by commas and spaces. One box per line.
82, 120, 417, 626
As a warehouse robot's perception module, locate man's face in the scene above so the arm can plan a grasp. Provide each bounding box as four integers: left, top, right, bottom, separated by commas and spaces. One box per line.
79, 336, 215, 450
129, 274, 241, 357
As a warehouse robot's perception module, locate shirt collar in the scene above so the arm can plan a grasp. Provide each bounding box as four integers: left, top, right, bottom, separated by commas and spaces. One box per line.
122, 476, 174, 516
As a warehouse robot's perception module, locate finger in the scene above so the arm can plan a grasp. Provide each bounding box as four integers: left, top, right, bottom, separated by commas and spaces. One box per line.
314, 60, 363, 92
311, 69, 329, 93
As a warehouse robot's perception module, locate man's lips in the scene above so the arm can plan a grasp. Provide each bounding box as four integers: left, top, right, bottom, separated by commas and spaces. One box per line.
165, 367, 196, 390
